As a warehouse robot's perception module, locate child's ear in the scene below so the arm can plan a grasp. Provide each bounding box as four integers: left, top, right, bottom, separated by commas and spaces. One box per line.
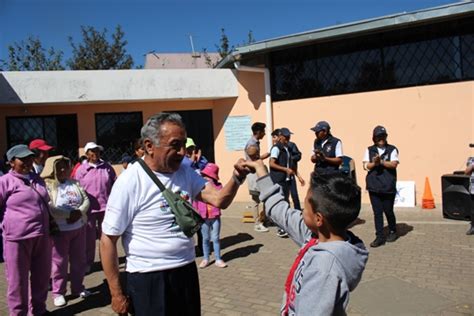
315, 212, 324, 227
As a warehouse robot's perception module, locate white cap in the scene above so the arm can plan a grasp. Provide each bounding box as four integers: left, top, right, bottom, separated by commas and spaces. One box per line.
84, 142, 104, 153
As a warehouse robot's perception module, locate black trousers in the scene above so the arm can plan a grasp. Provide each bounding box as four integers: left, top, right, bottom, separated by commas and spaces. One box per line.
127, 262, 200, 316
277, 180, 291, 202
289, 177, 301, 210
369, 192, 397, 239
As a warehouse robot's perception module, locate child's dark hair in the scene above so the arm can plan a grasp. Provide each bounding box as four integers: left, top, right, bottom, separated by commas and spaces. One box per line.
133, 138, 144, 152
271, 129, 281, 137
251, 122, 266, 134
308, 172, 361, 231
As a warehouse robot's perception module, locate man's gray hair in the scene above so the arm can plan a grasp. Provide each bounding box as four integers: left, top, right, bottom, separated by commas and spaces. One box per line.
141, 112, 186, 145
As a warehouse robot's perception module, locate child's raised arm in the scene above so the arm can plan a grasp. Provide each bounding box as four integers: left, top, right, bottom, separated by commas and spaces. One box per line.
243, 160, 311, 246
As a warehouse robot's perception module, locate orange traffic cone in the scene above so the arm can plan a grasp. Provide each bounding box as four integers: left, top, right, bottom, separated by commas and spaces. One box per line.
422, 177, 435, 209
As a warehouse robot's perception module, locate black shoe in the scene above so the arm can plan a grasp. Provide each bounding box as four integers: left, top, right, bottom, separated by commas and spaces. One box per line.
387, 231, 398, 242
466, 225, 474, 235
370, 238, 386, 248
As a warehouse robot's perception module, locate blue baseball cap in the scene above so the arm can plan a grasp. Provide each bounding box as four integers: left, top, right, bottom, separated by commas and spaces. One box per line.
310, 121, 330, 132
373, 125, 388, 137
280, 127, 293, 137
6, 144, 35, 161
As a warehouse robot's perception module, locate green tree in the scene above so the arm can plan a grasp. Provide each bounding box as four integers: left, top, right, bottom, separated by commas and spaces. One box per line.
216, 28, 234, 59
0, 36, 64, 71
205, 29, 256, 67
68, 25, 134, 70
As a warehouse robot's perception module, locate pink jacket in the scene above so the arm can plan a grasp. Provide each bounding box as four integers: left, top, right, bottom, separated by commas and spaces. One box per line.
0, 171, 50, 241
193, 181, 222, 219
74, 160, 116, 213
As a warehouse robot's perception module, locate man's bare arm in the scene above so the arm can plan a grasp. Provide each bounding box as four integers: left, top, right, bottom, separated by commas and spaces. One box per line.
100, 234, 129, 314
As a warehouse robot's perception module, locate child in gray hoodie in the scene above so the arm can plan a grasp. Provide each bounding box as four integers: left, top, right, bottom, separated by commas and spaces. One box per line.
243, 159, 368, 316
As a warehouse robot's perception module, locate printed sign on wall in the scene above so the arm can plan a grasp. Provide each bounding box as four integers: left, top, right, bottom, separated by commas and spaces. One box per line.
394, 181, 416, 207
224, 115, 252, 151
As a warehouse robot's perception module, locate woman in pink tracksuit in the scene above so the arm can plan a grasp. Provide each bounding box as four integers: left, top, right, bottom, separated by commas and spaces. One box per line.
41, 156, 91, 307
0, 144, 51, 316
74, 142, 116, 271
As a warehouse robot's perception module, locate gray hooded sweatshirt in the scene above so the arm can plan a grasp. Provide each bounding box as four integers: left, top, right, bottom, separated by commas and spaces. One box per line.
257, 175, 369, 316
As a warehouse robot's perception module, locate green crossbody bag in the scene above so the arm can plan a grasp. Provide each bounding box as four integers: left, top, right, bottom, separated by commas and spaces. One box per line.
138, 159, 203, 237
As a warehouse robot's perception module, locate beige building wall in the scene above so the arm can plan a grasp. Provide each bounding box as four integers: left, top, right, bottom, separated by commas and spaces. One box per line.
270, 81, 474, 204
212, 71, 268, 203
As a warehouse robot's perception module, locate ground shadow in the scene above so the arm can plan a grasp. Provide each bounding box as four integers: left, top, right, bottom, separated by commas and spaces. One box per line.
221, 244, 263, 262
52, 272, 125, 315
196, 233, 254, 258
220, 232, 254, 250
347, 217, 366, 229
383, 223, 414, 237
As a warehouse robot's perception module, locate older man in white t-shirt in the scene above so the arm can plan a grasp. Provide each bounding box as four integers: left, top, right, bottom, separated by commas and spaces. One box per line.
100, 113, 248, 315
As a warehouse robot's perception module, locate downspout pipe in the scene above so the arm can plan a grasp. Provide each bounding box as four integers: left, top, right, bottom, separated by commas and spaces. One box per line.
233, 61, 273, 151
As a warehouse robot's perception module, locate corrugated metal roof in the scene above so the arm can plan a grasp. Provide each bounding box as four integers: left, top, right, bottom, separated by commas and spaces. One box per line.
216, 1, 474, 68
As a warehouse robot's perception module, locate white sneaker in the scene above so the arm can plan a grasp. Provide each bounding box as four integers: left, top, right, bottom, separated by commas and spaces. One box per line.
79, 289, 92, 298
254, 223, 269, 232
54, 295, 66, 307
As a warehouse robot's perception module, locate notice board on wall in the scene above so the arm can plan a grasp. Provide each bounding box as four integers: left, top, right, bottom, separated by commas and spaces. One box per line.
224, 115, 252, 151
394, 181, 416, 207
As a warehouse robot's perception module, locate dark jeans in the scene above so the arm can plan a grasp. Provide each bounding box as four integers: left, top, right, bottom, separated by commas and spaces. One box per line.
471, 195, 474, 225
369, 192, 397, 239
277, 180, 291, 202
289, 177, 301, 210
127, 262, 201, 316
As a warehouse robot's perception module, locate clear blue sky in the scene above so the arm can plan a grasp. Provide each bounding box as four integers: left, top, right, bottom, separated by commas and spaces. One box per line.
0, 0, 459, 68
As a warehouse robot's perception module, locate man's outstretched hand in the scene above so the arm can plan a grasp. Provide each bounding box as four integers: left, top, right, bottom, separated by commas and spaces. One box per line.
242, 159, 268, 178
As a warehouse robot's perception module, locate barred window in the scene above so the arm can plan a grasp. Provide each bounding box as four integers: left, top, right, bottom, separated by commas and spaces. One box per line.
270, 17, 474, 101
95, 112, 143, 164
6, 114, 79, 160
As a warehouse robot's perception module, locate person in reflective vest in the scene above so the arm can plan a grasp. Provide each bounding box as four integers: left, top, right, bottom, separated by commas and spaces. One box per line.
363, 125, 400, 247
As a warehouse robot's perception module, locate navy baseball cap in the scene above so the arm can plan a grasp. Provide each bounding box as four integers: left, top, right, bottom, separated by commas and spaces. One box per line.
373, 125, 388, 137
120, 154, 133, 164
6, 144, 35, 161
310, 121, 330, 132
280, 127, 293, 137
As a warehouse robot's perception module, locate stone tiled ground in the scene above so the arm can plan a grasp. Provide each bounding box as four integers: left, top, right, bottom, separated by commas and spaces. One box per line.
0, 203, 473, 315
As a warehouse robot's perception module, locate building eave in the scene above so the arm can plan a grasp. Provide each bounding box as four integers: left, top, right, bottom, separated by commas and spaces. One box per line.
216, 1, 474, 68
0, 69, 238, 105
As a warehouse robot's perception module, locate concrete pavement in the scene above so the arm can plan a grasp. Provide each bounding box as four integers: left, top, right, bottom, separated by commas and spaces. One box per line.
0, 203, 473, 315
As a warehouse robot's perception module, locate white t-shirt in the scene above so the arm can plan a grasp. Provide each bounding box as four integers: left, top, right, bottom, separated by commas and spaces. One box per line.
55, 182, 85, 231
363, 147, 399, 162
102, 161, 206, 273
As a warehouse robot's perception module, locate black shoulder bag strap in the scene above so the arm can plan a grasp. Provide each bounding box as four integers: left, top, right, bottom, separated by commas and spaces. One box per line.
137, 159, 166, 192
